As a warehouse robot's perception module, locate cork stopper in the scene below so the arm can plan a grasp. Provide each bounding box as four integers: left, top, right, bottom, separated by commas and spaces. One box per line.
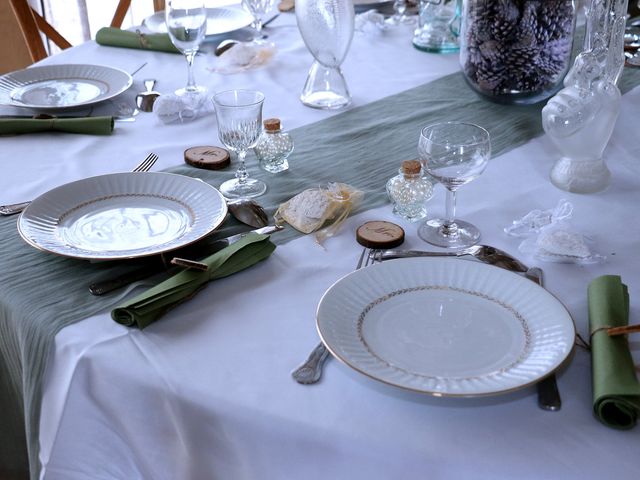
264, 118, 281, 132
401, 160, 421, 175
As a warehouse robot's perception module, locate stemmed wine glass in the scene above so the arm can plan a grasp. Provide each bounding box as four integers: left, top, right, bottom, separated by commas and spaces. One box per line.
242, 0, 276, 43
417, 122, 490, 248
165, 0, 207, 97
213, 90, 267, 199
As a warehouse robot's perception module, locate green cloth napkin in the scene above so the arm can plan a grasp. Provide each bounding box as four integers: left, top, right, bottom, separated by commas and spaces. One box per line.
589, 275, 640, 429
112, 233, 276, 329
95, 27, 180, 53
0, 116, 114, 135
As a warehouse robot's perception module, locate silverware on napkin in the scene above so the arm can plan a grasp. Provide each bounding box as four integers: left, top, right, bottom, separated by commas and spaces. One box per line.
89, 225, 283, 295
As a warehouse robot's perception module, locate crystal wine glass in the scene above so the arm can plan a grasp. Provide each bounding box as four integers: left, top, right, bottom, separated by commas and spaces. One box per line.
387, 0, 414, 25
213, 90, 267, 199
165, 0, 207, 97
417, 122, 490, 248
242, 0, 276, 43
296, 0, 355, 109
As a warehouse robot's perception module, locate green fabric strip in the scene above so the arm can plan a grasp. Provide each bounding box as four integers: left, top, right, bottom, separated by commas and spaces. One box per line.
588, 275, 640, 429
95, 27, 180, 54
2, 65, 640, 478
0, 116, 114, 136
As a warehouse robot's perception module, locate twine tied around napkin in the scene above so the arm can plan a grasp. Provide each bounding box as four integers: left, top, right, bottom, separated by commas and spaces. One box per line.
111, 233, 276, 329
588, 275, 640, 429
95, 27, 180, 54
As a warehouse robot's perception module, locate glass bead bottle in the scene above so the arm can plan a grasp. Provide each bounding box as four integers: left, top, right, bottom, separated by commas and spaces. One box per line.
386, 160, 433, 222
254, 118, 294, 173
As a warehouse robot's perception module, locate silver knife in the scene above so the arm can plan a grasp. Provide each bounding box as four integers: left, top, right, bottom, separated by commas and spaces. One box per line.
525, 267, 562, 411
89, 225, 283, 296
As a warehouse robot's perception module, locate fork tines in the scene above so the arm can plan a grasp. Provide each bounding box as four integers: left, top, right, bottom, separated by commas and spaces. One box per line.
132, 153, 158, 173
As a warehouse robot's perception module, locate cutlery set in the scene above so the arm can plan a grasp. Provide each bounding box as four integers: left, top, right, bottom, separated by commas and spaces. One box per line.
293, 245, 563, 411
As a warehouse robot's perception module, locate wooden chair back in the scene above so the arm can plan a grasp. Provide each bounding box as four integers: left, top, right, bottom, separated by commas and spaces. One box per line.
8, 0, 72, 64
111, 0, 166, 28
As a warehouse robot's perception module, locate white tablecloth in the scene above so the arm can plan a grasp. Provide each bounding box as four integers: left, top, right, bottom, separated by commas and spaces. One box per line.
2, 12, 639, 480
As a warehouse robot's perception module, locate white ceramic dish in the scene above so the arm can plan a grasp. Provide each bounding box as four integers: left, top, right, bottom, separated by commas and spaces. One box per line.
317, 257, 575, 397
18, 172, 227, 261
143, 7, 253, 36
0, 64, 132, 110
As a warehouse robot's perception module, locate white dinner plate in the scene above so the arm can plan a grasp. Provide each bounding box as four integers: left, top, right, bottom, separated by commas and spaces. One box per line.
0, 64, 132, 110
18, 172, 227, 261
143, 7, 253, 36
317, 257, 575, 397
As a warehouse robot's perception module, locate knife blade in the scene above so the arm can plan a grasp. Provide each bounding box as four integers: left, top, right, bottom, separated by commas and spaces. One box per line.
525, 267, 562, 411
89, 225, 283, 296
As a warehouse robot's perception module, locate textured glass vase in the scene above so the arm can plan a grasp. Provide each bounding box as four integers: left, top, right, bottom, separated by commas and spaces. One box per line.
295, 0, 355, 109
542, 0, 628, 193
460, 0, 577, 104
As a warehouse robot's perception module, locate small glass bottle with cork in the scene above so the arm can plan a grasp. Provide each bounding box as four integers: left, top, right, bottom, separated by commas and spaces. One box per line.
386, 159, 433, 222
254, 118, 294, 173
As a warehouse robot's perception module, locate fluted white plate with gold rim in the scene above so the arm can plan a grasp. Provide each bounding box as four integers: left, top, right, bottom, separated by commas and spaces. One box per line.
316, 257, 574, 397
143, 7, 253, 36
18, 172, 227, 261
0, 64, 132, 110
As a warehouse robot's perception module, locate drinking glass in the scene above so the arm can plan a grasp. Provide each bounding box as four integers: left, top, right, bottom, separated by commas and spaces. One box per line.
242, 0, 276, 42
387, 0, 415, 25
165, 0, 207, 96
213, 90, 267, 199
417, 122, 490, 248
296, 0, 355, 109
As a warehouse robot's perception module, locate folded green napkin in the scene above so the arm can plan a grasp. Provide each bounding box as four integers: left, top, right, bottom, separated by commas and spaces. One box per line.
95, 27, 180, 54
0, 116, 114, 135
589, 275, 640, 429
112, 233, 276, 329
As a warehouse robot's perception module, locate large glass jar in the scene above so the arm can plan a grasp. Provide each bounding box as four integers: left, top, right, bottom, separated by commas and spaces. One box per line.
460, 0, 577, 104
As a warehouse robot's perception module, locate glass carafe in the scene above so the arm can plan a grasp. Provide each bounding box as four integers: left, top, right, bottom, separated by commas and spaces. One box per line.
295, 0, 355, 109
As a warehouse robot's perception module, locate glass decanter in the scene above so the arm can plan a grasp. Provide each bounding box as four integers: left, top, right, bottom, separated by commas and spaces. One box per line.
386, 160, 433, 222
254, 118, 294, 173
295, 0, 355, 109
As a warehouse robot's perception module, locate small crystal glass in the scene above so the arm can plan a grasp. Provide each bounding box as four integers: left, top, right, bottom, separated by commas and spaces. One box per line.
418, 122, 490, 248
165, 0, 207, 97
242, 0, 276, 43
213, 90, 267, 199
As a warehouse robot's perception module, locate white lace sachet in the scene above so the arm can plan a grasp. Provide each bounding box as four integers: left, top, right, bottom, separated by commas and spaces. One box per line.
211, 41, 276, 74
275, 183, 363, 246
153, 91, 214, 124
355, 10, 388, 36
504, 199, 605, 264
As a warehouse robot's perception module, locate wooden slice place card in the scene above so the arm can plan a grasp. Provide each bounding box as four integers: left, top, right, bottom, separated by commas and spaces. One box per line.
356, 221, 405, 249
184, 146, 230, 170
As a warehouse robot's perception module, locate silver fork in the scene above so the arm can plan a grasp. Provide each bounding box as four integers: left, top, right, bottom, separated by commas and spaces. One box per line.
0, 152, 159, 216
292, 248, 375, 384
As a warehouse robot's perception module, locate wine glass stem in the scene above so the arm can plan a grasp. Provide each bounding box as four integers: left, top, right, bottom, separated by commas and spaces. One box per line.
442, 188, 459, 238
254, 18, 263, 37
236, 150, 249, 184
184, 51, 198, 91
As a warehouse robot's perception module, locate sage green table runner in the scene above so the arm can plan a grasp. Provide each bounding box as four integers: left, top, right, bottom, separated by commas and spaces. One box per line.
3, 66, 640, 478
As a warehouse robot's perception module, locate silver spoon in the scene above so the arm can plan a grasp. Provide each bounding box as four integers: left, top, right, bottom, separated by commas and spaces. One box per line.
228, 199, 269, 228
373, 244, 529, 273
135, 79, 161, 112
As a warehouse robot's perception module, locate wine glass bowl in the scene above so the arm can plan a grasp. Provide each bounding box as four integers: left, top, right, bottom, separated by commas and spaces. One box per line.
417, 122, 490, 248
242, 0, 276, 42
213, 90, 267, 199
165, 0, 207, 97
295, 0, 355, 109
